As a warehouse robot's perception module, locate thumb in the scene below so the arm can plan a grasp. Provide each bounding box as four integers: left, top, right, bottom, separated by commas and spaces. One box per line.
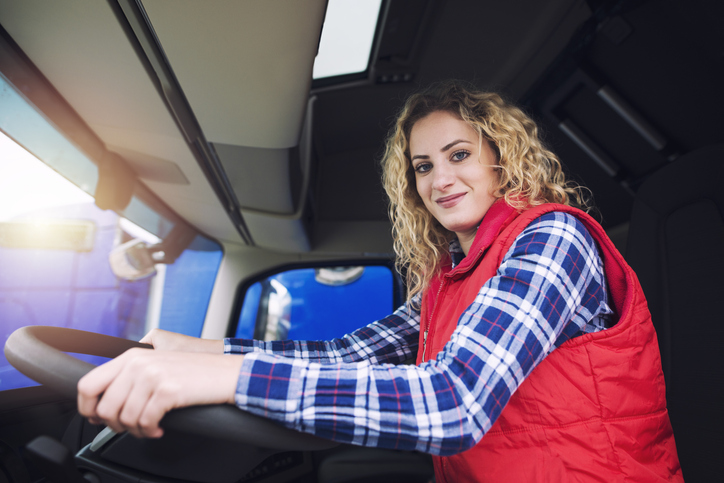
139, 329, 159, 346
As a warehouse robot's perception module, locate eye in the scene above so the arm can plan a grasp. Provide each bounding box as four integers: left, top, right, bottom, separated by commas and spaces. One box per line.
413, 162, 432, 174
451, 150, 470, 162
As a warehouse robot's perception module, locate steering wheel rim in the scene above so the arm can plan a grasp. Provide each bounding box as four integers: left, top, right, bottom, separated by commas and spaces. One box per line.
4, 326, 336, 451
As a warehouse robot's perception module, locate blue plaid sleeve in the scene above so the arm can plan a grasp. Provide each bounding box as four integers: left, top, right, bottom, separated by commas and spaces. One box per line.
224, 293, 421, 365
233, 212, 611, 456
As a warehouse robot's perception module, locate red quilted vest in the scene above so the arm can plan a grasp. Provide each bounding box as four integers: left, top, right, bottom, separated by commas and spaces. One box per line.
417, 201, 682, 482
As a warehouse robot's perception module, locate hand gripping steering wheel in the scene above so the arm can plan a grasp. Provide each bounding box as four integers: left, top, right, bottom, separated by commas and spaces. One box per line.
4, 326, 336, 483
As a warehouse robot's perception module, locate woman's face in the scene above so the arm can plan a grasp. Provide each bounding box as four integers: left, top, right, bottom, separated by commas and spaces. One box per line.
409, 110, 499, 252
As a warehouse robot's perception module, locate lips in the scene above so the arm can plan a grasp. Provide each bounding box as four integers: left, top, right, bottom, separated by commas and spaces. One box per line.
435, 192, 466, 208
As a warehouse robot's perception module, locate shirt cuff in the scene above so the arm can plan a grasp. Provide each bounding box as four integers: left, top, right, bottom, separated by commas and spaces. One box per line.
234, 351, 306, 429
224, 337, 256, 354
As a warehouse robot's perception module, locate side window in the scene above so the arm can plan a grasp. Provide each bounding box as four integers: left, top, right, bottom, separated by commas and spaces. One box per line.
235, 265, 398, 341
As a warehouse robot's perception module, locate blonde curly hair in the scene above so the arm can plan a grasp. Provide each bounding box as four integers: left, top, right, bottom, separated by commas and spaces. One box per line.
381, 81, 590, 302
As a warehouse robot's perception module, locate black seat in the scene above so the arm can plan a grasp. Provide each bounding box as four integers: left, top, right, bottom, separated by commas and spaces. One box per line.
625, 145, 724, 482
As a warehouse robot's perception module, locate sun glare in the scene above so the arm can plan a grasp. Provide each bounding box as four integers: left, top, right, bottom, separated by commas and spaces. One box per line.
0, 131, 93, 222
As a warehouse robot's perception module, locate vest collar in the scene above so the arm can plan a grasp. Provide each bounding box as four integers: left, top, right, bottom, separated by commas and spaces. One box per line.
446, 199, 519, 276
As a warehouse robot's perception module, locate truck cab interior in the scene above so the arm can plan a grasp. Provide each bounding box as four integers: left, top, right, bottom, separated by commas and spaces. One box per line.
0, 1, 722, 482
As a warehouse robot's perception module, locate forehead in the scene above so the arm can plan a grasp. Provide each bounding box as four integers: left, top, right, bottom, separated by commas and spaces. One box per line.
409, 111, 478, 150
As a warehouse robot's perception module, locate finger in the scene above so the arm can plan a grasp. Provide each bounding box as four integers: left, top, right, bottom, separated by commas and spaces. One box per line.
139, 329, 157, 346
117, 369, 161, 437
135, 385, 177, 439
93, 361, 139, 434
77, 356, 126, 419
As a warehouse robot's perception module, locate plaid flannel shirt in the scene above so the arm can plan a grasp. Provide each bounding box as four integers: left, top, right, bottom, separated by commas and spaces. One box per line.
225, 212, 613, 455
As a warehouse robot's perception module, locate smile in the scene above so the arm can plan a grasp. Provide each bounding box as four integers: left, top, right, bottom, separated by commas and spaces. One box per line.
435, 193, 466, 208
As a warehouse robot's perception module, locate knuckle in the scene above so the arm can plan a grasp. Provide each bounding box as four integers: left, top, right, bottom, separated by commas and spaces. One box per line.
138, 415, 158, 434
142, 365, 163, 383
95, 403, 113, 421
77, 378, 92, 396
156, 382, 178, 399
138, 416, 152, 429
118, 413, 134, 427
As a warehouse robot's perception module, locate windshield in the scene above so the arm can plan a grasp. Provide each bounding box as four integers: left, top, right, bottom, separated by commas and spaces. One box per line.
0, 85, 223, 392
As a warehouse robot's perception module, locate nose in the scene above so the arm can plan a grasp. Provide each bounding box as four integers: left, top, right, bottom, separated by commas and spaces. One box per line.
431, 163, 455, 192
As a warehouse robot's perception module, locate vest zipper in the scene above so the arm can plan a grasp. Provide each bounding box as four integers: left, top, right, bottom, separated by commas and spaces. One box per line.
422, 281, 446, 363
421, 248, 487, 363
422, 330, 428, 359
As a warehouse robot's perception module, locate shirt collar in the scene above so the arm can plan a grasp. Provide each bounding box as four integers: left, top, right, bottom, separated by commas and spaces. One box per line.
449, 238, 465, 268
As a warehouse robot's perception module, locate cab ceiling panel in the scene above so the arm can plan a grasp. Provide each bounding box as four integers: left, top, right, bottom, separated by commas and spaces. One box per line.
142, 0, 325, 150
0, 0, 242, 243
142, 0, 326, 248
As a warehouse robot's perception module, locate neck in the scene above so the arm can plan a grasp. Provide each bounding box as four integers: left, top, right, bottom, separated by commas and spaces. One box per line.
457, 229, 477, 256
455, 199, 518, 257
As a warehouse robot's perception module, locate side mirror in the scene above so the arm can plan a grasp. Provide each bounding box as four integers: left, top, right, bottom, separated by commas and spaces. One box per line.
314, 266, 365, 286
108, 238, 158, 281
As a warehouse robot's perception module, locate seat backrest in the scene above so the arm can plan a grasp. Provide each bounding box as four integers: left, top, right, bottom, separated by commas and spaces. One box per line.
626, 145, 724, 482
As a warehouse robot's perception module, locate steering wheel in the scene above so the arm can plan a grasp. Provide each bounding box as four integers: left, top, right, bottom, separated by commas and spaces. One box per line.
4, 326, 336, 452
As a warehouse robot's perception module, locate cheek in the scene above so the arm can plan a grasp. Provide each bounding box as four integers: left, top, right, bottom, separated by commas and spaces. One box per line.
410, 175, 426, 205
482, 169, 500, 194
414, 175, 428, 198
414, 179, 435, 211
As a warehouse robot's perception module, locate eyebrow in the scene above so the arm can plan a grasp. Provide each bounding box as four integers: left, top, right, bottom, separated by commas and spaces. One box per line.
410, 139, 471, 162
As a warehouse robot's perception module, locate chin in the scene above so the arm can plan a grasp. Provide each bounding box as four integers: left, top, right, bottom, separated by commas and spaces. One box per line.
441, 221, 479, 235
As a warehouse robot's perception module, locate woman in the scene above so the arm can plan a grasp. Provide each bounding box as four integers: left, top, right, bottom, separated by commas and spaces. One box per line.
78, 81, 682, 482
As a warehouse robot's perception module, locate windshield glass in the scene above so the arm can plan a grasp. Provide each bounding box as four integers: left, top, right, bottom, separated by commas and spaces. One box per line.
0, 104, 223, 393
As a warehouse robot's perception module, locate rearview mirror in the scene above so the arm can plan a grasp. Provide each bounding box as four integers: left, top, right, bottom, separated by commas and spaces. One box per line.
108, 238, 157, 281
